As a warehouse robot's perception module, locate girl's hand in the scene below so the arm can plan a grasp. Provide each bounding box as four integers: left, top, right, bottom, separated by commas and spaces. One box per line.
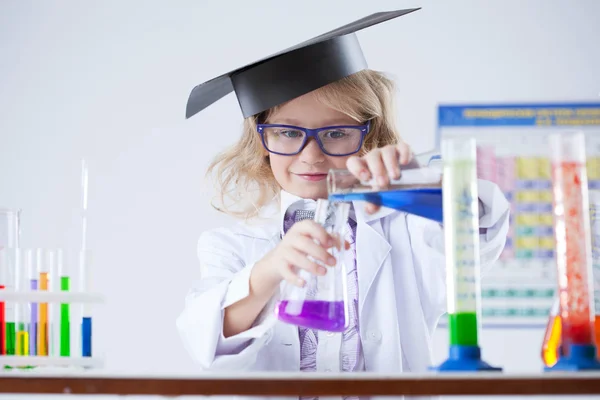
346, 142, 413, 214
254, 220, 350, 292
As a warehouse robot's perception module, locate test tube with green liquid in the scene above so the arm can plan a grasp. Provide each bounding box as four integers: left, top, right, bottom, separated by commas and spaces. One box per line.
58, 250, 70, 357
433, 136, 501, 371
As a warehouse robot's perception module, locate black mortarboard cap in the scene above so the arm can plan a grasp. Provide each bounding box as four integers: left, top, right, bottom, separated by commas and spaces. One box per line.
185, 8, 420, 119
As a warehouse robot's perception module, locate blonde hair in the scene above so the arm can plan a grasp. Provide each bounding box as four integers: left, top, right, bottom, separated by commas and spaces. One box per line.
206, 69, 402, 220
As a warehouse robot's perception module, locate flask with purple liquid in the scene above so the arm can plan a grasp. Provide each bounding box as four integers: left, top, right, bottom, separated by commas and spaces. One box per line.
275, 199, 350, 332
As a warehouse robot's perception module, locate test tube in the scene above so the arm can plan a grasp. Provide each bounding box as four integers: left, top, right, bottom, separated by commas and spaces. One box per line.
37, 249, 50, 356
26, 250, 37, 356
14, 249, 29, 356
433, 136, 500, 371
79, 250, 92, 357
547, 131, 600, 370
0, 249, 7, 355
0, 249, 16, 356
49, 250, 61, 357
57, 250, 70, 357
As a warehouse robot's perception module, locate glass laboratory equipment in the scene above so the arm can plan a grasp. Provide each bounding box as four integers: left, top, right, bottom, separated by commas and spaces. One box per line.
432, 136, 501, 371
0, 208, 21, 250
546, 131, 600, 370
275, 199, 350, 332
327, 152, 443, 223
79, 249, 93, 357
14, 249, 30, 356
36, 249, 50, 356
542, 189, 600, 368
541, 297, 563, 367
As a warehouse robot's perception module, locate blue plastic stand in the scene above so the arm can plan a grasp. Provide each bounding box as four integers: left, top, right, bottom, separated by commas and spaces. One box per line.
431, 345, 502, 372
545, 344, 600, 371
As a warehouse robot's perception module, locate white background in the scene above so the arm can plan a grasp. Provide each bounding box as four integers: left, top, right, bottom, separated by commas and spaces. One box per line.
1, 0, 600, 394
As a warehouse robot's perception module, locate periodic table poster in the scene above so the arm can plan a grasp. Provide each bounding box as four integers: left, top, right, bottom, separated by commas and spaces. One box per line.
437, 103, 600, 328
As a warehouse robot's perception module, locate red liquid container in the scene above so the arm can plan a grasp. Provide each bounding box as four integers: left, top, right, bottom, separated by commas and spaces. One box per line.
546, 132, 600, 370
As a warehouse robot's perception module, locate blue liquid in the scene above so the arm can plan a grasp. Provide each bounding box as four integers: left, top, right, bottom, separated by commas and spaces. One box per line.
82, 317, 92, 357
329, 188, 443, 223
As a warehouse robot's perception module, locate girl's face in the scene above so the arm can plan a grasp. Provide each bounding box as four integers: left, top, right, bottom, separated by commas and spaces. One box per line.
265, 92, 359, 200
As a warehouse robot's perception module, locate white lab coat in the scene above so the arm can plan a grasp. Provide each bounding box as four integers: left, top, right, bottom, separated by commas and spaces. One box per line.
176, 179, 510, 400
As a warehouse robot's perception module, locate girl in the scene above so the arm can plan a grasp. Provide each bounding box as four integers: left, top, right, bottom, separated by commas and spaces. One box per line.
177, 9, 510, 399
177, 67, 509, 371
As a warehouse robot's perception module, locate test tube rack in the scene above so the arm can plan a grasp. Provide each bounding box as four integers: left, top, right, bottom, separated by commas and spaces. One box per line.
0, 290, 105, 370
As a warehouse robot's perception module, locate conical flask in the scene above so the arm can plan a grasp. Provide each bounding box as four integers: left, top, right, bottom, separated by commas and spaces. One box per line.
275, 199, 350, 332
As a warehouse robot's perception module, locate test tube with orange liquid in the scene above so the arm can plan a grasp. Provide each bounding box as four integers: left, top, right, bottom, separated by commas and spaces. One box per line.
544, 132, 600, 370
542, 190, 600, 367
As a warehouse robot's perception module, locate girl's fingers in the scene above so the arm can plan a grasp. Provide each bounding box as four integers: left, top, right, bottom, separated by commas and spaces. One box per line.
280, 264, 305, 288
365, 203, 381, 214
284, 248, 328, 276
346, 155, 371, 182
381, 146, 401, 180
365, 150, 388, 188
292, 220, 333, 248
292, 235, 336, 266
397, 142, 412, 165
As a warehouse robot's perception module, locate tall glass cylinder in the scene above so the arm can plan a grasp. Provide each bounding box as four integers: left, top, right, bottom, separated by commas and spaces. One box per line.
0, 208, 20, 250
591, 190, 600, 356
550, 132, 595, 349
441, 137, 481, 347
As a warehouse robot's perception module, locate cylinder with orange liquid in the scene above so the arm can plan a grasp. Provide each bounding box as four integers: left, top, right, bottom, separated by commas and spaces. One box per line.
542, 190, 600, 368
545, 132, 600, 370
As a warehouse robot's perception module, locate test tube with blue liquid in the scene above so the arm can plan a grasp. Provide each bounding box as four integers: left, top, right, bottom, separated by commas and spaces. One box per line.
79, 250, 92, 357
432, 136, 501, 372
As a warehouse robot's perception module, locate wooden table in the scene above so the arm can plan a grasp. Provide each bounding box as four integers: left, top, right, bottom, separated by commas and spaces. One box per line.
1, 372, 600, 397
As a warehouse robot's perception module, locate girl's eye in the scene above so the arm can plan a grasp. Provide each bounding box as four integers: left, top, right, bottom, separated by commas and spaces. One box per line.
279, 130, 303, 138
323, 130, 346, 139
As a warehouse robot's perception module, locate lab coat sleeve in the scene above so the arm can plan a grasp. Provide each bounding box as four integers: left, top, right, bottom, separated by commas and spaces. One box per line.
176, 228, 278, 370
406, 179, 510, 328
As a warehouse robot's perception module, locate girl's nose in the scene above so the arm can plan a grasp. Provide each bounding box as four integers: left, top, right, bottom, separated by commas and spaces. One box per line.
299, 138, 325, 164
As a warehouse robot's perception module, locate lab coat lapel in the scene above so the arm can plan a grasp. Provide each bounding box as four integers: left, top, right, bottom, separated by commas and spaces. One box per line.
353, 203, 393, 314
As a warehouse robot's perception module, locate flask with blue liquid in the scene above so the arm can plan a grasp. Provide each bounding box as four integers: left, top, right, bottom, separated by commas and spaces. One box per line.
327, 150, 444, 222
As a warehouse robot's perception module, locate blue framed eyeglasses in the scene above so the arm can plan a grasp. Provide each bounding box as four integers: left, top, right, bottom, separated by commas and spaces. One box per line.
257, 122, 370, 157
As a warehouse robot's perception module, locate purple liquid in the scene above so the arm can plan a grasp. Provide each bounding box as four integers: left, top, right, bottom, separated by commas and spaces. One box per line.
30, 279, 38, 356
275, 300, 346, 332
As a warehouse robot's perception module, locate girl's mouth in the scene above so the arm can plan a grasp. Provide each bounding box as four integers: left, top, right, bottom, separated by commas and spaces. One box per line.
295, 173, 327, 182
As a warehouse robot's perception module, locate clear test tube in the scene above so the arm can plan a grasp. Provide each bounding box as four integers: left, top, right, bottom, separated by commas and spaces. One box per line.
14, 249, 29, 356
37, 249, 50, 356
441, 136, 481, 348
548, 131, 599, 369
26, 250, 37, 356
79, 250, 92, 357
